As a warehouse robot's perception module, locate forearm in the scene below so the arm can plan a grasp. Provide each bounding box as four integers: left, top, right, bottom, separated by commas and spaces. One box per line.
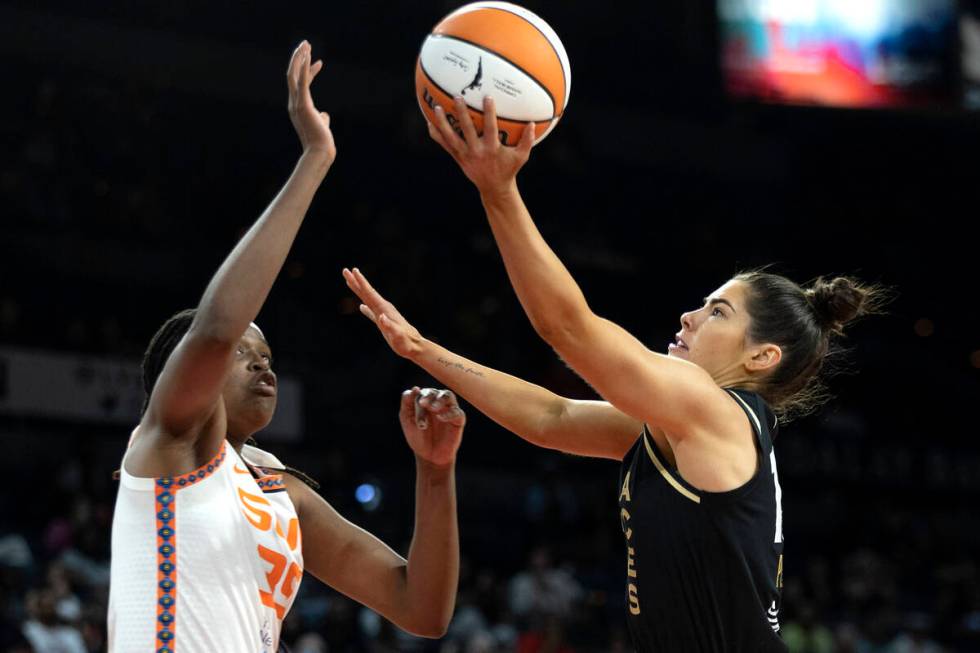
194, 150, 331, 339
411, 338, 565, 450
403, 458, 458, 637
480, 181, 592, 343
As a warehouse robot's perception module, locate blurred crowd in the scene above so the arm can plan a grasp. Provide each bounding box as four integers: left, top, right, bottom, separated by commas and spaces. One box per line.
1, 423, 978, 653
2, 21, 979, 653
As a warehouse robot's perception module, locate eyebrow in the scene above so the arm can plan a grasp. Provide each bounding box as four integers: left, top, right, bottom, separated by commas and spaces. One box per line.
240, 337, 273, 353
703, 297, 736, 313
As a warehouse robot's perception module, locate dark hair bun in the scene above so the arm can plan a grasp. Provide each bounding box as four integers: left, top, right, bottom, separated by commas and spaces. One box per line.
805, 277, 867, 332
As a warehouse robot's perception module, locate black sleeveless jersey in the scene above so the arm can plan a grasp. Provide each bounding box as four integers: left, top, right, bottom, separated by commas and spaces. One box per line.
617, 388, 786, 652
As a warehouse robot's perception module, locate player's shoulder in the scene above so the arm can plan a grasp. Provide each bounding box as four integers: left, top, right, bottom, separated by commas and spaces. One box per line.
723, 387, 780, 447
241, 443, 315, 513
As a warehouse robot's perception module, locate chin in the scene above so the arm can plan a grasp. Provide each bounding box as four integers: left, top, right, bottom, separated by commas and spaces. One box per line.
239, 404, 276, 434
668, 347, 689, 360
256, 408, 275, 432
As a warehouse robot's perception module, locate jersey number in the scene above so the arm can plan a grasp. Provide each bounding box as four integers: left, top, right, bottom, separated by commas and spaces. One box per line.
258, 543, 302, 619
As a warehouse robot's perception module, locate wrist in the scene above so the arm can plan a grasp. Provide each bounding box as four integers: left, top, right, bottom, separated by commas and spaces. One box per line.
405, 334, 431, 363
416, 455, 455, 477
478, 179, 520, 209
299, 147, 334, 174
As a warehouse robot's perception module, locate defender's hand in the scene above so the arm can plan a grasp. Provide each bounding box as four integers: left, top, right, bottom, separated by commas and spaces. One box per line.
287, 40, 336, 163
399, 388, 464, 468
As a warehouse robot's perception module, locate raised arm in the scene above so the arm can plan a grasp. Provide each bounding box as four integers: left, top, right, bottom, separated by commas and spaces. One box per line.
291, 387, 463, 638
344, 267, 640, 460
425, 97, 731, 436
141, 42, 335, 446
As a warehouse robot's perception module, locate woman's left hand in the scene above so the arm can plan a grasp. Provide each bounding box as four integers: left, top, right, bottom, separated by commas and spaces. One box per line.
428, 95, 534, 196
399, 387, 465, 468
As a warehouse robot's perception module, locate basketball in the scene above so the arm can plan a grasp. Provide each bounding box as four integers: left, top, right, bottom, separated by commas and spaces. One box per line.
415, 2, 571, 146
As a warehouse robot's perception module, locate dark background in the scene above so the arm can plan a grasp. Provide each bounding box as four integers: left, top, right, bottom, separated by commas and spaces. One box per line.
1, 1, 978, 652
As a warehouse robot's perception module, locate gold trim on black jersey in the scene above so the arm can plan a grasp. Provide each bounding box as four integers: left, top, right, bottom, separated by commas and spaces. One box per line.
642, 429, 701, 504
729, 391, 762, 435
728, 392, 762, 433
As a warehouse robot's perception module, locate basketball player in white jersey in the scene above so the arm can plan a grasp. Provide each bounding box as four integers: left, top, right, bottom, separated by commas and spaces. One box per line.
108, 42, 463, 652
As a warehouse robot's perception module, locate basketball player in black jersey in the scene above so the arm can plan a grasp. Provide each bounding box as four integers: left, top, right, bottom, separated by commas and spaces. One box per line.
344, 96, 884, 651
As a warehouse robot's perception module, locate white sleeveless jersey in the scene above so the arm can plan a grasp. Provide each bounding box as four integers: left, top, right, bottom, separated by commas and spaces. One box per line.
108, 439, 304, 653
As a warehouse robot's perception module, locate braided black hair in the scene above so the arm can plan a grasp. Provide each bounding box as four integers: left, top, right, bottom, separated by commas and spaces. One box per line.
141, 308, 198, 415
126, 308, 320, 489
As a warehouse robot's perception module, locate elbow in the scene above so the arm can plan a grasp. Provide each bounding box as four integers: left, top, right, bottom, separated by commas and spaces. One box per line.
530, 310, 592, 354
528, 397, 570, 452
528, 315, 561, 344
186, 312, 247, 346
416, 623, 450, 640
404, 613, 451, 639
523, 289, 593, 346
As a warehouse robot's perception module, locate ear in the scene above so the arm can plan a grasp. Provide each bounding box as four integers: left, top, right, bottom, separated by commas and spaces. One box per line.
745, 343, 782, 374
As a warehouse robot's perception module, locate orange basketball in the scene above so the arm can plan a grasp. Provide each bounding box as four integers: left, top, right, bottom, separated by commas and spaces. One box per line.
415, 2, 571, 146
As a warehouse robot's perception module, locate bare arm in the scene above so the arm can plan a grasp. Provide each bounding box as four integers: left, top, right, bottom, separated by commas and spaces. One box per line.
143, 42, 336, 441
344, 268, 640, 459
425, 97, 731, 436
294, 389, 462, 638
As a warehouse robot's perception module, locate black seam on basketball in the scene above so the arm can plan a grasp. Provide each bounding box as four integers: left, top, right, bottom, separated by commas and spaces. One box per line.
427, 33, 557, 117
479, 6, 567, 110
418, 59, 542, 124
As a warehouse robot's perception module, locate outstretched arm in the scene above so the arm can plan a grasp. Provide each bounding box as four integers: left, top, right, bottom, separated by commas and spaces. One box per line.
142, 42, 336, 444
344, 267, 640, 460
294, 388, 462, 638
425, 97, 729, 436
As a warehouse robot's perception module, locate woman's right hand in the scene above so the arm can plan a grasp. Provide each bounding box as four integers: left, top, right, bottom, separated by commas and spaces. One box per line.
343, 267, 424, 360
428, 95, 533, 199
287, 40, 336, 165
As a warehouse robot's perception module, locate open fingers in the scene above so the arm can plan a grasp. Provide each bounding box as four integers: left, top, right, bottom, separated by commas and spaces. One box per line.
518, 120, 535, 155
433, 105, 466, 156
343, 267, 376, 304
342, 267, 361, 293
298, 44, 314, 106
482, 96, 499, 147
344, 268, 409, 335
354, 269, 398, 313
352, 267, 379, 295
287, 41, 307, 97
427, 122, 467, 167
427, 121, 451, 152
454, 97, 480, 144
344, 268, 381, 321
310, 59, 324, 82
357, 303, 378, 324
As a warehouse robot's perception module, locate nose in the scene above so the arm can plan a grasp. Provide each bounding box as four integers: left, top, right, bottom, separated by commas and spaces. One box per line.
249, 356, 270, 372
680, 310, 695, 332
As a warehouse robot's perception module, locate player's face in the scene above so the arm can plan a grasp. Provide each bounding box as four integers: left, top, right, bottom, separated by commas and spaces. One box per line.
222, 325, 277, 436
669, 280, 753, 380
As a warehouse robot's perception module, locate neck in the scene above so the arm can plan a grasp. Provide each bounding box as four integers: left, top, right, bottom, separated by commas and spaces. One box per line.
712, 365, 756, 392
225, 431, 251, 455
